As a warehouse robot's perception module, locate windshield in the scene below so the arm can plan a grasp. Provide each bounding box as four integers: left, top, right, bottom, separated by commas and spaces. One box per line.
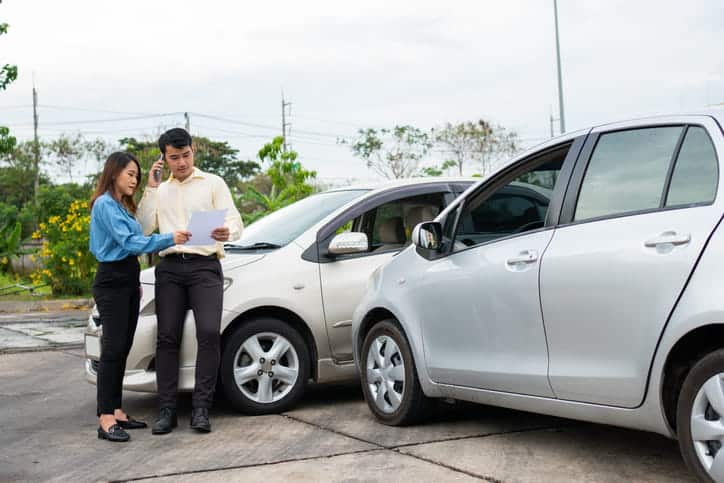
231, 189, 368, 248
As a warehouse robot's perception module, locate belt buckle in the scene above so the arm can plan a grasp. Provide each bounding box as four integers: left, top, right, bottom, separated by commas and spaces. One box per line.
180, 252, 189, 260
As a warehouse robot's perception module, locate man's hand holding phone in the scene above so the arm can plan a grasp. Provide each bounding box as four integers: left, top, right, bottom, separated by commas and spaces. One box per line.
148, 156, 164, 188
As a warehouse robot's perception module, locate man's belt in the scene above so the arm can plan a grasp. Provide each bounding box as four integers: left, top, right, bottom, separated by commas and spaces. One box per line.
163, 253, 217, 261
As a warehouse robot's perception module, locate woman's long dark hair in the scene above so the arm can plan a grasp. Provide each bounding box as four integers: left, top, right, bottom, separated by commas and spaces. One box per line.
90, 152, 142, 213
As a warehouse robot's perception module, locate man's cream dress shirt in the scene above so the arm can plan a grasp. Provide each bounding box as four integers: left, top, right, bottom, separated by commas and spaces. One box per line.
137, 168, 243, 258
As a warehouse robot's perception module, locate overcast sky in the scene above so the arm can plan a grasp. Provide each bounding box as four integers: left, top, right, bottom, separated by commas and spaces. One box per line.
1, 0, 722, 183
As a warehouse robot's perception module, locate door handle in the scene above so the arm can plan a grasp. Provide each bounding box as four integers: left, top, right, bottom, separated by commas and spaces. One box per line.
506, 249, 539, 266
644, 231, 691, 248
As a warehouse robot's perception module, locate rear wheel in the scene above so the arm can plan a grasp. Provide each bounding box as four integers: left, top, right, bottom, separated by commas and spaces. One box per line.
677, 349, 724, 483
221, 317, 310, 415
360, 319, 430, 425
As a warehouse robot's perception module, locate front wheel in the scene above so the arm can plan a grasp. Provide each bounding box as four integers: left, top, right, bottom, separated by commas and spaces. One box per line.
220, 317, 310, 415
360, 319, 431, 426
677, 349, 724, 483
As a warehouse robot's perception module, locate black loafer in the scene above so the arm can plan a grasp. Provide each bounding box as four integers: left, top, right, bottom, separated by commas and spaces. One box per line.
97, 424, 130, 442
151, 407, 178, 435
190, 408, 211, 433
116, 416, 147, 430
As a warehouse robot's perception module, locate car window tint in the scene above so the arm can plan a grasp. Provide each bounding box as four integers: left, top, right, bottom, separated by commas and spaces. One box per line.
666, 127, 718, 206
574, 127, 682, 221
453, 158, 561, 249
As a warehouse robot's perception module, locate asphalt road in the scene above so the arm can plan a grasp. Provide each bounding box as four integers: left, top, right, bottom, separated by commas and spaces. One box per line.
0, 347, 697, 483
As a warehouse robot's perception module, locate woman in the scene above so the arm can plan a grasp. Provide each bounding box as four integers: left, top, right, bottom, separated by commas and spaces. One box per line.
89, 152, 191, 442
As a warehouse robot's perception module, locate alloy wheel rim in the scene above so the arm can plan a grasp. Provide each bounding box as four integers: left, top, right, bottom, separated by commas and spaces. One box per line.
691, 373, 724, 480
366, 335, 405, 413
233, 332, 299, 404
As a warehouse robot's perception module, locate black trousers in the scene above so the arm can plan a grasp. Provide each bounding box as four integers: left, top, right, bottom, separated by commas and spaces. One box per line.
92, 256, 141, 416
154, 255, 223, 409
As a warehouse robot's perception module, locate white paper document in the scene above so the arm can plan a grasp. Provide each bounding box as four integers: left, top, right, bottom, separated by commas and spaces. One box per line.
185, 209, 227, 246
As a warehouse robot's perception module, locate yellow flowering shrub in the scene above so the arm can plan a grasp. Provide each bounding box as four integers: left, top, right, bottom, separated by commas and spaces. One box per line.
31, 200, 95, 296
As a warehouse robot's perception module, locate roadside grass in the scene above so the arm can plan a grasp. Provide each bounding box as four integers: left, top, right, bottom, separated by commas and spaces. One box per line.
0, 271, 88, 301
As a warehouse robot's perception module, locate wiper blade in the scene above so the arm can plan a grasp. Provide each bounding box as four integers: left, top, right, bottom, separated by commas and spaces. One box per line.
225, 242, 282, 250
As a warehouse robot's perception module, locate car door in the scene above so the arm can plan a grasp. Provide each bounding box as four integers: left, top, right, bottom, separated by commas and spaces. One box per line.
317, 186, 454, 362
415, 139, 583, 396
540, 117, 723, 407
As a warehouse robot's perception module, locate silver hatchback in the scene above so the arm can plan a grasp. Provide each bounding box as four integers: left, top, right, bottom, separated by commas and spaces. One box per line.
353, 110, 724, 482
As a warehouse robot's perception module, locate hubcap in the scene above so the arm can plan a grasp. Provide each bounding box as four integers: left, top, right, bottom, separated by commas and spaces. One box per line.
366, 335, 405, 413
691, 373, 724, 480
233, 332, 299, 404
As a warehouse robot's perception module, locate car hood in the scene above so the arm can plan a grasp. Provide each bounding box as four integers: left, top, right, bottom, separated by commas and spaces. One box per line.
139, 253, 266, 285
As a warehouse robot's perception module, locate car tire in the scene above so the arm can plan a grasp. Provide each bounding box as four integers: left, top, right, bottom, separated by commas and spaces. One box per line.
677, 349, 724, 483
220, 317, 310, 415
360, 319, 430, 426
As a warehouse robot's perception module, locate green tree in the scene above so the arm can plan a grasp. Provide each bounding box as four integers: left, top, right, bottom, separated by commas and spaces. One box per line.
35, 183, 93, 224
0, 141, 43, 208
85, 137, 115, 173
193, 137, 260, 191
420, 159, 457, 177
118, 137, 160, 186
0, 22, 18, 158
47, 134, 85, 183
344, 125, 433, 179
242, 136, 317, 219
119, 136, 260, 190
434, 120, 520, 176
257, 136, 316, 197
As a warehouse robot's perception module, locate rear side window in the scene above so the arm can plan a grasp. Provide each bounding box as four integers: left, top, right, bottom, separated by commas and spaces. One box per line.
666, 126, 718, 206
574, 127, 683, 221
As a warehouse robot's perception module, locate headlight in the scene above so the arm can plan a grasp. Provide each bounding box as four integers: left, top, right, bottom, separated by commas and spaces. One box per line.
86, 307, 102, 335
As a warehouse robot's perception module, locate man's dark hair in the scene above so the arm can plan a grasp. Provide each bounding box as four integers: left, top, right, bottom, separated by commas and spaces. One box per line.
158, 128, 192, 155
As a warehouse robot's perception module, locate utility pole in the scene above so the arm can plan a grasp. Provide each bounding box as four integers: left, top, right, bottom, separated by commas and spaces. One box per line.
184, 112, 190, 133
32, 81, 40, 207
553, 0, 566, 133
550, 114, 555, 138
281, 92, 291, 152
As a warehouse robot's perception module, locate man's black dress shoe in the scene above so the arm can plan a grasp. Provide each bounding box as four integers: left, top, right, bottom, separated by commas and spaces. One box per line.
151, 407, 178, 435
190, 408, 211, 433
97, 424, 130, 442
116, 416, 147, 430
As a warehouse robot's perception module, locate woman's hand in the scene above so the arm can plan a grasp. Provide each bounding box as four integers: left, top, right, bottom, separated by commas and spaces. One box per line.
173, 230, 192, 245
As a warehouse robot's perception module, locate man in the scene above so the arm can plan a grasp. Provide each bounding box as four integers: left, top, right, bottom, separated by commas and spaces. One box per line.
137, 128, 242, 434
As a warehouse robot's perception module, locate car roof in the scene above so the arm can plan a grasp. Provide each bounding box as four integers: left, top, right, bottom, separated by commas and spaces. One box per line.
483, 108, 724, 181
324, 176, 478, 193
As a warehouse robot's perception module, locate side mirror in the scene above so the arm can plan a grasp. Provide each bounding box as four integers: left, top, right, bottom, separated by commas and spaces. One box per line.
328, 232, 369, 255
412, 221, 442, 251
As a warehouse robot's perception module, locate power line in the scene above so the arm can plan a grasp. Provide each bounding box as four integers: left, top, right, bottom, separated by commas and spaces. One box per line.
5, 112, 182, 128
39, 104, 159, 116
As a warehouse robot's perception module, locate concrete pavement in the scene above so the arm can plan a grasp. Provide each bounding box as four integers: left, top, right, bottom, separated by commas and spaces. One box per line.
0, 310, 88, 353
0, 348, 696, 483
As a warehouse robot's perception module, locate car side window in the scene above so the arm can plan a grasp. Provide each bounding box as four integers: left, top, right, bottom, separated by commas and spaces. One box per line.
666, 126, 719, 207
332, 192, 446, 255
574, 126, 683, 221
452, 157, 563, 251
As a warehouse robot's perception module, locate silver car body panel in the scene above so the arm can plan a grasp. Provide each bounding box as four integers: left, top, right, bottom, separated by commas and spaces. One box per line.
320, 251, 397, 361
541, 115, 723, 407
416, 229, 556, 397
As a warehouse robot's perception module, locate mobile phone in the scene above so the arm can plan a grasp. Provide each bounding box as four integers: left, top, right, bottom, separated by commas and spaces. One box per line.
153, 154, 164, 183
